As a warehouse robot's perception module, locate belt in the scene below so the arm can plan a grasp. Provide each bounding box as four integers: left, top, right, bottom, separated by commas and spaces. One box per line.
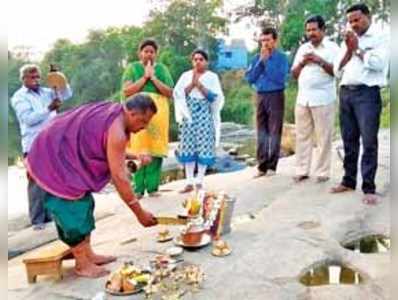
257, 89, 284, 94
341, 84, 378, 91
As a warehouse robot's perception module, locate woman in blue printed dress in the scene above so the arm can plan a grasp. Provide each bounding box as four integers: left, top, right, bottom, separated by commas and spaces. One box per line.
173, 49, 225, 193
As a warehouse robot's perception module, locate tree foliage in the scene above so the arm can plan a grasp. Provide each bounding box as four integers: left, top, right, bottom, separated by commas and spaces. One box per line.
144, 0, 227, 63
235, 0, 390, 51
7, 0, 227, 163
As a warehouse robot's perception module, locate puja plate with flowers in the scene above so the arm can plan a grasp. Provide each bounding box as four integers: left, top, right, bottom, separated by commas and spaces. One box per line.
105, 262, 151, 296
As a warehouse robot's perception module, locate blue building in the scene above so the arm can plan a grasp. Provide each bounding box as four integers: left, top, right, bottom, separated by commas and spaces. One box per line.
216, 39, 248, 71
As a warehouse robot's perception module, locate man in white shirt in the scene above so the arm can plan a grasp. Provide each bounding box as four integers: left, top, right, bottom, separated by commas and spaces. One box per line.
291, 15, 340, 183
330, 3, 389, 205
11, 64, 73, 229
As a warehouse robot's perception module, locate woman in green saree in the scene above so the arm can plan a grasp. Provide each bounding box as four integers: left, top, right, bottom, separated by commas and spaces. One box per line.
121, 39, 174, 198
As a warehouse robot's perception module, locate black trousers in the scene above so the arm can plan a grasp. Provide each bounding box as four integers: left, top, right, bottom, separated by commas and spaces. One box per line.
24, 153, 52, 225
256, 91, 285, 172
339, 85, 382, 194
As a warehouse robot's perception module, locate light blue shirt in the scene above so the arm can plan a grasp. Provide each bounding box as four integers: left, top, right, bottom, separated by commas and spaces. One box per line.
11, 85, 73, 153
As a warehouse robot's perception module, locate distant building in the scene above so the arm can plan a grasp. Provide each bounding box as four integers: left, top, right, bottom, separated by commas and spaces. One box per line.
216, 39, 248, 71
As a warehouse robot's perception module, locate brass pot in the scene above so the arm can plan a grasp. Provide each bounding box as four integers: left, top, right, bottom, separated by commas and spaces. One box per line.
181, 227, 205, 245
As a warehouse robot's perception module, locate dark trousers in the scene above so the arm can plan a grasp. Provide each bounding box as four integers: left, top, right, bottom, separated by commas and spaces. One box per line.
339, 85, 382, 194
256, 91, 285, 172
24, 153, 52, 225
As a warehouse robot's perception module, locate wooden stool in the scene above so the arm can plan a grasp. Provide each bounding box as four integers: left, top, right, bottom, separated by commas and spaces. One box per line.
22, 240, 73, 283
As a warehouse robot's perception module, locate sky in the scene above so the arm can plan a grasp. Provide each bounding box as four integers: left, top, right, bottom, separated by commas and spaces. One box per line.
6, 0, 257, 60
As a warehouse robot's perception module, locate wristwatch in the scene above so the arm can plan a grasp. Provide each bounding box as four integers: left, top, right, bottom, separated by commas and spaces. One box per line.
355, 48, 365, 57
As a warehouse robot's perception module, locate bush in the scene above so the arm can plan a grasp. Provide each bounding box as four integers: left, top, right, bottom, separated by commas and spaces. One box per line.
284, 82, 298, 124
380, 87, 390, 128
220, 71, 298, 126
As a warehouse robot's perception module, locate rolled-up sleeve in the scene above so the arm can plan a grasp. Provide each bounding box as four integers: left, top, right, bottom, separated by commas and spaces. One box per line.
11, 94, 50, 127
363, 34, 389, 72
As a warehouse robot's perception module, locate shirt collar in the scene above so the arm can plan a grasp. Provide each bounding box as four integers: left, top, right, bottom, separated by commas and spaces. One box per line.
22, 85, 43, 95
269, 48, 279, 58
362, 24, 376, 37
309, 36, 329, 49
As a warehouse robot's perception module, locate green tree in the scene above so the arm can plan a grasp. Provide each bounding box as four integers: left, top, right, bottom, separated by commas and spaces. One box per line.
41, 26, 144, 107
144, 0, 227, 68
8, 51, 29, 163
234, 0, 390, 51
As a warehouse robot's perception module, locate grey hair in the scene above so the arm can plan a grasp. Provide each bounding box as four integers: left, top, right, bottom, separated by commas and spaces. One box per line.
125, 93, 157, 114
19, 64, 41, 81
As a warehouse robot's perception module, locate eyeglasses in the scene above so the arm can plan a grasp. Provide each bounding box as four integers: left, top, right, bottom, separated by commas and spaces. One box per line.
27, 75, 41, 79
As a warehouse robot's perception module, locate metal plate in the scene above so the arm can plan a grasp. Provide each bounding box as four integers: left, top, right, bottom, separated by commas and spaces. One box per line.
211, 248, 232, 257
157, 235, 173, 243
105, 285, 144, 296
173, 233, 211, 248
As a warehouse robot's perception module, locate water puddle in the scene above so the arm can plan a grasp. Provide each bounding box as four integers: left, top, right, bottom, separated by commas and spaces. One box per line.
299, 263, 363, 286
343, 235, 390, 253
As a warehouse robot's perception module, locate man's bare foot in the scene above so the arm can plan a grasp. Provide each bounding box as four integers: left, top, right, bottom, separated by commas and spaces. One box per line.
253, 170, 266, 178
293, 175, 309, 183
74, 262, 110, 278
362, 193, 379, 205
89, 253, 117, 265
266, 170, 276, 176
330, 184, 354, 193
84, 236, 117, 265
316, 176, 329, 183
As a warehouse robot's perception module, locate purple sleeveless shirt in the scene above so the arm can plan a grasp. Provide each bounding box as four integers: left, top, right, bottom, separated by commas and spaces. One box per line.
26, 101, 124, 200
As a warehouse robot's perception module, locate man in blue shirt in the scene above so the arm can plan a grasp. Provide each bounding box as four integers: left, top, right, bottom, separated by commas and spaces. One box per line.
245, 27, 289, 177
11, 64, 73, 230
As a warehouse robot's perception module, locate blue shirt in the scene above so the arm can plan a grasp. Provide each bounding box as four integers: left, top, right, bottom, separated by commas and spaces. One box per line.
11, 85, 73, 153
245, 49, 289, 93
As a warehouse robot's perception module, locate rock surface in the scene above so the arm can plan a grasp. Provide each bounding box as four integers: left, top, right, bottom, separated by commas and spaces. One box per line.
7, 129, 390, 300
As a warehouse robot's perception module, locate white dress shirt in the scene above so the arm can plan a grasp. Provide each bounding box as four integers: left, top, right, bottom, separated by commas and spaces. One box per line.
11, 85, 73, 153
334, 24, 390, 87
292, 38, 340, 107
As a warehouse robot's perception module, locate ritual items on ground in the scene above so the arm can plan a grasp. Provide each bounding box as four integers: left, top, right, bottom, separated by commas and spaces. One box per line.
105, 262, 151, 295
174, 232, 212, 248
157, 228, 173, 243
211, 240, 232, 257
144, 261, 205, 299
175, 191, 234, 248
165, 246, 184, 257
106, 258, 205, 298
